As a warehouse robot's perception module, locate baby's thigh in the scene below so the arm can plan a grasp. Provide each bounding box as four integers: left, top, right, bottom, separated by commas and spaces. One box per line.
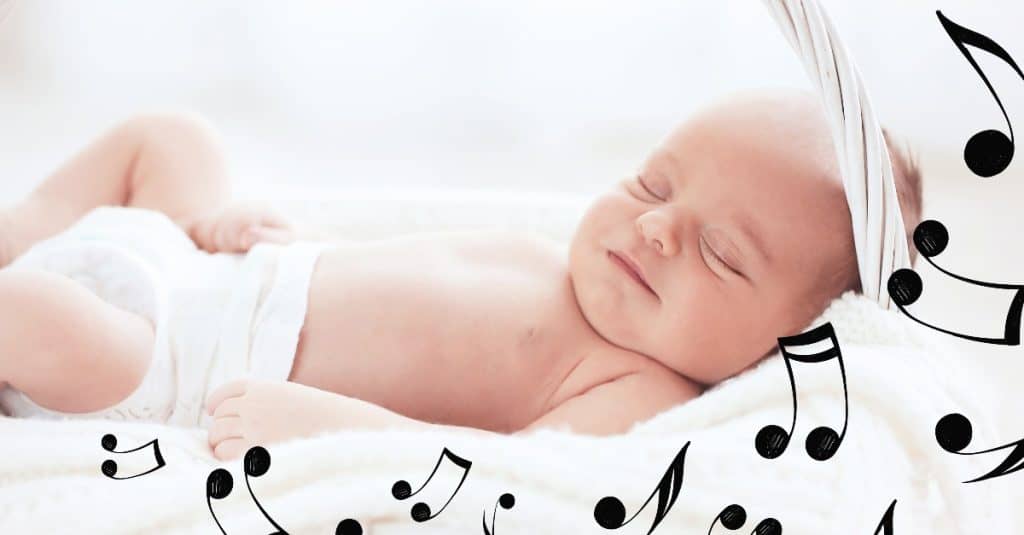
0, 268, 154, 413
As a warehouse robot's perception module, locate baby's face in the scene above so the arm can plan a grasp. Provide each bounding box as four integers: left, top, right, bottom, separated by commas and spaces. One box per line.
569, 89, 855, 385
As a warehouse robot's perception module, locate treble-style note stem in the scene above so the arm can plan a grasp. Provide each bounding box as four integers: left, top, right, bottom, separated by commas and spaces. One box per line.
873, 500, 896, 535
938, 10, 1020, 138
937, 10, 1021, 177
245, 472, 288, 534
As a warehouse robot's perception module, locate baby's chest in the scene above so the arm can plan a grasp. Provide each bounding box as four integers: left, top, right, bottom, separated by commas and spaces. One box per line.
412, 232, 578, 363
308, 231, 580, 369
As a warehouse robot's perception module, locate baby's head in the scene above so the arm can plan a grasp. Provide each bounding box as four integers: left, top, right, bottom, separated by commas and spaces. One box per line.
569, 87, 922, 385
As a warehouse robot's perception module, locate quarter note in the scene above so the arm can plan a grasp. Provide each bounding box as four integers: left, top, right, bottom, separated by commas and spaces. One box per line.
935, 412, 1024, 483
873, 500, 896, 535
755, 322, 848, 461
887, 219, 1024, 345
100, 433, 166, 480
482, 492, 515, 535
593, 442, 688, 534
392, 447, 472, 522
206, 468, 237, 535
707, 504, 782, 535
937, 10, 1022, 178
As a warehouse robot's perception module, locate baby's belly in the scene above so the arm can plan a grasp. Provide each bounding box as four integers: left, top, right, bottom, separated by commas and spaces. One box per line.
288, 234, 595, 433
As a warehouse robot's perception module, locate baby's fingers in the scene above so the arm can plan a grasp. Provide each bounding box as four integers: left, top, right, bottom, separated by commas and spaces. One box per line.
245, 226, 296, 247
214, 220, 244, 252
213, 438, 249, 461
187, 217, 221, 253
206, 378, 250, 415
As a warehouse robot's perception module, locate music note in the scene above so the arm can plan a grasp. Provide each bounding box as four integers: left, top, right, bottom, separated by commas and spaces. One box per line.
100, 433, 166, 480
706, 504, 782, 535
593, 442, 688, 534
887, 219, 1024, 345
336, 518, 364, 535
206, 468, 238, 534
482, 493, 515, 535
392, 447, 473, 522
937, 10, 1022, 178
873, 500, 896, 535
206, 446, 287, 535
207, 446, 359, 535
935, 412, 1024, 483
755, 322, 848, 461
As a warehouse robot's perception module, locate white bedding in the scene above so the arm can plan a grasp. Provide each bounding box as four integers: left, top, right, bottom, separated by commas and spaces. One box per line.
0, 192, 1016, 534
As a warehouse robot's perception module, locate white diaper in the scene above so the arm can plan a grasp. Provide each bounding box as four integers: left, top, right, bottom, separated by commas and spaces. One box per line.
0, 206, 327, 428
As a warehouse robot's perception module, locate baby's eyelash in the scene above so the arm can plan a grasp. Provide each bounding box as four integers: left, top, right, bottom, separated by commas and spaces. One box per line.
699, 236, 741, 277
636, 176, 663, 200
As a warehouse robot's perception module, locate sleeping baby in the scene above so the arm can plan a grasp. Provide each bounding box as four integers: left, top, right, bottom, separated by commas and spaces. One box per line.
0, 87, 922, 460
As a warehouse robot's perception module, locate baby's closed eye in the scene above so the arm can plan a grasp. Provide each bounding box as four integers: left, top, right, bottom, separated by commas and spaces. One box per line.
699, 234, 743, 278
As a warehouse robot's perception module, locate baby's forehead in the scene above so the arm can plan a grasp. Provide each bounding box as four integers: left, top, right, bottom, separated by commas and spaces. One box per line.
677, 90, 833, 147
678, 97, 840, 184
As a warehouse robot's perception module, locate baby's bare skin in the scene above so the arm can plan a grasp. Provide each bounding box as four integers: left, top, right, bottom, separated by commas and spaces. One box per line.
290, 230, 672, 434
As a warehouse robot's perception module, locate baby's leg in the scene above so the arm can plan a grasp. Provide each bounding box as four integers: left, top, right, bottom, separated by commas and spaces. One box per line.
0, 269, 154, 413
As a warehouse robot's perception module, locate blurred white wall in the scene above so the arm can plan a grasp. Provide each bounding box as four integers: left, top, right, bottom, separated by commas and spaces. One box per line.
0, 1, 1022, 198
1, 1, 1024, 417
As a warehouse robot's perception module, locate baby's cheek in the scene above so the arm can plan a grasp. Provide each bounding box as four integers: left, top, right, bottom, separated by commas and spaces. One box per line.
582, 192, 631, 228
664, 293, 764, 382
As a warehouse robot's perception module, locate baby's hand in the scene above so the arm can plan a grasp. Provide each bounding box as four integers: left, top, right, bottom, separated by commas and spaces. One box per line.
205, 378, 352, 460
184, 201, 297, 254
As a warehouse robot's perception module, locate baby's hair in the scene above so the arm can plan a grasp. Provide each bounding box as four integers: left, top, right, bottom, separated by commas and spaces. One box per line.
884, 128, 924, 265
838, 127, 924, 294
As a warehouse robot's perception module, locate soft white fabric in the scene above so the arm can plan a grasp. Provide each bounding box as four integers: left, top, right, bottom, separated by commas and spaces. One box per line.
763, 0, 911, 309
0, 206, 326, 428
0, 291, 1010, 534
0, 194, 1014, 533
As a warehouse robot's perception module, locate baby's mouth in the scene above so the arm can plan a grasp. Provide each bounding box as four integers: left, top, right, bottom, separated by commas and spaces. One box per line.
608, 250, 657, 298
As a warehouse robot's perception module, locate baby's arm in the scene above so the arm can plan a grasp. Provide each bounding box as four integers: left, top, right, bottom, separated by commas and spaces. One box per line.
205, 372, 701, 460
1, 111, 231, 265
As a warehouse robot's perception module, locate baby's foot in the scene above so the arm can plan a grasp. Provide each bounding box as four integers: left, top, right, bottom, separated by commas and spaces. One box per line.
205, 378, 348, 460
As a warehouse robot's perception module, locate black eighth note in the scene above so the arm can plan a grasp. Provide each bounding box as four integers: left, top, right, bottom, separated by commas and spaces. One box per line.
937, 10, 1022, 178
755, 322, 848, 461
707, 504, 782, 535
206, 446, 366, 535
935, 413, 1024, 483
873, 500, 896, 535
593, 442, 688, 534
887, 220, 1024, 345
100, 433, 166, 480
482, 492, 515, 535
392, 447, 472, 523
206, 447, 288, 535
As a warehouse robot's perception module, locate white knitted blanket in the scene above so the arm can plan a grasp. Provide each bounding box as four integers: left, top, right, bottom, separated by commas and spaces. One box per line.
0, 291, 1012, 534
